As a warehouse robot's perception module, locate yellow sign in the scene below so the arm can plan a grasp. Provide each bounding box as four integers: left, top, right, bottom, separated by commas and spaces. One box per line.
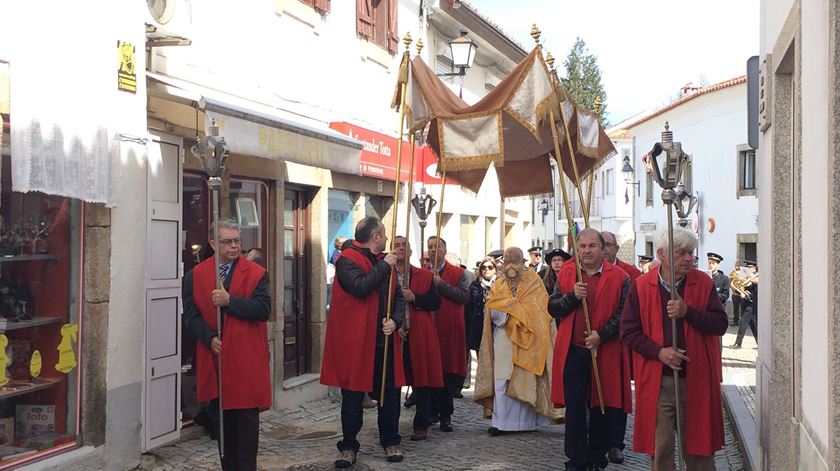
30, 350, 41, 378
55, 324, 78, 374
117, 41, 137, 94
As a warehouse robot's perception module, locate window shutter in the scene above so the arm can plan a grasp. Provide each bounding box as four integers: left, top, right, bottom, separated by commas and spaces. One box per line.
314, 0, 330, 13
356, 0, 374, 39
386, 0, 398, 53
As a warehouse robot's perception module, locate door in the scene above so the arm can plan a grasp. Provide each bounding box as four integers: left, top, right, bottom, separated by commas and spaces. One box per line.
144, 131, 183, 449
283, 188, 310, 379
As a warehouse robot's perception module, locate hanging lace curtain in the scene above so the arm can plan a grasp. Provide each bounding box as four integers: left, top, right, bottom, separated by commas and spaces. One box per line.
4, 1, 145, 207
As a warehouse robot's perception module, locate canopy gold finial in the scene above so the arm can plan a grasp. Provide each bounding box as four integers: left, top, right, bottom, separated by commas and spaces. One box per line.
416, 38, 424, 55
546, 51, 555, 69
403, 32, 413, 50
530, 24, 541, 44
594, 96, 602, 116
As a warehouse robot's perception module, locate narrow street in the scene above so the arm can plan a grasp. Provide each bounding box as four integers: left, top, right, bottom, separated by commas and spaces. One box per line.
151, 384, 746, 471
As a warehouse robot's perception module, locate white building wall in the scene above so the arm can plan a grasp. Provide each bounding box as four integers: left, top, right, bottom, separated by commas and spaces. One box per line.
799, 0, 830, 457
631, 84, 757, 274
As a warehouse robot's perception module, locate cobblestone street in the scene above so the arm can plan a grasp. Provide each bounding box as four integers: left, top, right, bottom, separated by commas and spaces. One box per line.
151, 383, 746, 471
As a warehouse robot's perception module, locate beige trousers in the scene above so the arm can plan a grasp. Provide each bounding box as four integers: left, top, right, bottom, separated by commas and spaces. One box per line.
651, 375, 716, 471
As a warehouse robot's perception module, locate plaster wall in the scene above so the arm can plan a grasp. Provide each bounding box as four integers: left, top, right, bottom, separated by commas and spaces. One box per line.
630, 84, 757, 272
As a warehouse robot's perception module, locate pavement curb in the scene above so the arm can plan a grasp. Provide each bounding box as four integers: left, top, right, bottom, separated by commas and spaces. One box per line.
722, 383, 758, 471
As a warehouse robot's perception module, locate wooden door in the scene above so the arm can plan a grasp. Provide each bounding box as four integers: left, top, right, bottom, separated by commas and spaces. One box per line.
283, 188, 310, 379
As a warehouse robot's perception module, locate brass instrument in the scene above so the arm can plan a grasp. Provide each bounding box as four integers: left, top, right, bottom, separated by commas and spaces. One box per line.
729, 268, 752, 302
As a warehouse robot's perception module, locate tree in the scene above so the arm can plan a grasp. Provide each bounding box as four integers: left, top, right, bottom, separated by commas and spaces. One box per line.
561, 38, 609, 126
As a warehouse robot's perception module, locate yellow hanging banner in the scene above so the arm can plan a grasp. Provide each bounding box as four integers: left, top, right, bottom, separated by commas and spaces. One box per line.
0, 334, 8, 387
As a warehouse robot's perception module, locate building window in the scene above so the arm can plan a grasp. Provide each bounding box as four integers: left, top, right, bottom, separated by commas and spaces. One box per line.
738, 147, 757, 197
356, 0, 398, 54
645, 171, 654, 207
436, 55, 454, 84
299, 0, 330, 13
605, 169, 614, 196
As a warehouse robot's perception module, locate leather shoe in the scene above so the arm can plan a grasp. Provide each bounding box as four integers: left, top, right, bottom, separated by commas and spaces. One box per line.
453, 391, 463, 398
487, 426, 507, 436
728, 343, 742, 349
335, 450, 357, 468
403, 393, 416, 408
439, 417, 453, 432
608, 447, 624, 464
410, 428, 428, 441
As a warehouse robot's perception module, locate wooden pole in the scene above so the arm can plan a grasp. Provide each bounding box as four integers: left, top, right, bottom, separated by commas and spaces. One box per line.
550, 109, 605, 414
380, 35, 412, 406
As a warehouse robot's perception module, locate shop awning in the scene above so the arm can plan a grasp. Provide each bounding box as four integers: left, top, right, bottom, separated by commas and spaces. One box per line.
147, 72, 363, 175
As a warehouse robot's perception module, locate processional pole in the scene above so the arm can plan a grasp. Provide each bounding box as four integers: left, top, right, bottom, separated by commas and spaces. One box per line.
538, 25, 605, 414
380, 33, 414, 406
191, 118, 230, 458
643, 121, 690, 471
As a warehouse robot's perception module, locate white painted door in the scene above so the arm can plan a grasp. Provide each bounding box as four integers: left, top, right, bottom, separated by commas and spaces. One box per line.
144, 131, 183, 450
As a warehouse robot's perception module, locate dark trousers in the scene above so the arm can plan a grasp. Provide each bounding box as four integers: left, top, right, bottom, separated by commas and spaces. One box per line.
607, 407, 627, 450
564, 345, 609, 470
732, 295, 741, 325
412, 387, 433, 430
431, 373, 464, 421
735, 304, 758, 345
337, 345, 401, 452
213, 404, 259, 471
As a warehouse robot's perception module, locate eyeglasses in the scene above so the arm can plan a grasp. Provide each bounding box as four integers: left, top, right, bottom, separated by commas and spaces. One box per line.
219, 238, 241, 246
480, 265, 496, 271
604, 242, 617, 247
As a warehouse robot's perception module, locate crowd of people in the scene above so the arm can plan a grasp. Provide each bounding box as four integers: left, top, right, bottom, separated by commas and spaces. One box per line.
181, 216, 755, 471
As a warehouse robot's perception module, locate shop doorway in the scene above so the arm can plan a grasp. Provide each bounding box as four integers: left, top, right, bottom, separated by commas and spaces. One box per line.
283, 188, 311, 379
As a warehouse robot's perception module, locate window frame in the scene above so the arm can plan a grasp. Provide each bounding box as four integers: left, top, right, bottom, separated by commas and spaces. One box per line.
737, 144, 758, 197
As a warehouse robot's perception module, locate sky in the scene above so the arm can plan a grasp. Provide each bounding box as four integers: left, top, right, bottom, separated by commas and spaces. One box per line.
468, 0, 760, 126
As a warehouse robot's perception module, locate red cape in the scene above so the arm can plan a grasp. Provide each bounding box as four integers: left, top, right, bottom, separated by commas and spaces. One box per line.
321, 244, 406, 391
552, 260, 631, 411
193, 256, 271, 409
404, 266, 444, 388
631, 268, 724, 456
434, 263, 467, 377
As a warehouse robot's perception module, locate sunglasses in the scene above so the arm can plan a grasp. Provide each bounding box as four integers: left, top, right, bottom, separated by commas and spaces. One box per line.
480, 265, 496, 270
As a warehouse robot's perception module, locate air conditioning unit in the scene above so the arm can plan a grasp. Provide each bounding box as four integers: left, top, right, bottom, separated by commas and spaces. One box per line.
145, 0, 193, 47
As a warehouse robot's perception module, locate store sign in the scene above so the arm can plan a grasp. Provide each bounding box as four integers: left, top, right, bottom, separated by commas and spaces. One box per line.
330, 122, 417, 181
116, 41, 137, 94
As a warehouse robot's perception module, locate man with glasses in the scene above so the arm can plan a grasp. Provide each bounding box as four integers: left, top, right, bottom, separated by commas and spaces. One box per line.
321, 217, 407, 467
527, 246, 547, 276
183, 219, 271, 471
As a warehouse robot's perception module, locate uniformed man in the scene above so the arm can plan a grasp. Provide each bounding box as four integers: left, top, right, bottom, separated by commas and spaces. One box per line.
638, 255, 654, 273
707, 252, 730, 306
528, 246, 547, 276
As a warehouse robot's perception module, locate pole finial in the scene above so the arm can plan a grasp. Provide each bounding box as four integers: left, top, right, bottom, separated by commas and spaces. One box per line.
530, 24, 541, 44
662, 121, 673, 143
545, 51, 555, 69
403, 32, 413, 50
593, 96, 602, 116
416, 38, 424, 55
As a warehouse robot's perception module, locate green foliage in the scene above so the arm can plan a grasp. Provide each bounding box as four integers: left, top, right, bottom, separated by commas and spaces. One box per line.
561, 38, 609, 126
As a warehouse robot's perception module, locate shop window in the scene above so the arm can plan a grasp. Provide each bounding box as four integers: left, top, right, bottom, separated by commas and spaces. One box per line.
0, 59, 82, 467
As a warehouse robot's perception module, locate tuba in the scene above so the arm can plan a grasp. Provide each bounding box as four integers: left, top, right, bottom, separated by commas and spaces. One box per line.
729, 268, 752, 302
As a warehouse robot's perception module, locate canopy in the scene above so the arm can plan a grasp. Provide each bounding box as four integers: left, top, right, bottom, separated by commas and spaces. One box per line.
393, 46, 615, 198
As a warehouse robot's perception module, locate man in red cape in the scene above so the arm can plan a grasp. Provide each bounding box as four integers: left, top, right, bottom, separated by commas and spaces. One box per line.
549, 228, 631, 471
621, 227, 728, 470
321, 217, 407, 468
183, 219, 271, 471
427, 236, 470, 433
601, 230, 641, 464
392, 236, 442, 441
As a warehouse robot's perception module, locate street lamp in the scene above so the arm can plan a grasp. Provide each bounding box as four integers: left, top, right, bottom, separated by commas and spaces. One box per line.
538, 198, 549, 220
410, 186, 437, 256
675, 181, 699, 229
437, 29, 478, 78
621, 154, 640, 197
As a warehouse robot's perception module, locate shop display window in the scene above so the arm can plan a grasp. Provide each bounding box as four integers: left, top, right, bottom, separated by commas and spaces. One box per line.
0, 156, 82, 467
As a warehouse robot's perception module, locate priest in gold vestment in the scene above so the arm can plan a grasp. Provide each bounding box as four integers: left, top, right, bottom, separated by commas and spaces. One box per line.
474, 247, 559, 435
